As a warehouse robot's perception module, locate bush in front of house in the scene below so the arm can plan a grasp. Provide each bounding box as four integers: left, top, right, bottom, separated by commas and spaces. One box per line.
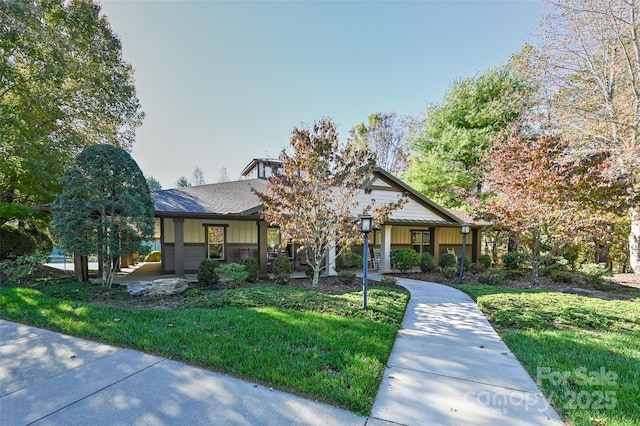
420, 252, 436, 273
144, 250, 162, 262
219, 262, 249, 286
439, 252, 457, 269
390, 249, 421, 273
197, 259, 220, 285
442, 265, 458, 279
339, 252, 363, 270
477, 254, 492, 271
240, 257, 260, 282
273, 256, 292, 284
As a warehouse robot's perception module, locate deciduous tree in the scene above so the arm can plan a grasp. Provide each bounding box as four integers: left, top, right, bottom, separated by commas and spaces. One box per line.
52, 145, 154, 287
349, 112, 412, 175
254, 118, 406, 288
0, 0, 144, 227
529, 0, 640, 271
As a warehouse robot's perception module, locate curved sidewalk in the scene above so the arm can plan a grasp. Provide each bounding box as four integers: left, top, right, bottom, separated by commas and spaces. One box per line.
368, 274, 563, 426
0, 275, 564, 425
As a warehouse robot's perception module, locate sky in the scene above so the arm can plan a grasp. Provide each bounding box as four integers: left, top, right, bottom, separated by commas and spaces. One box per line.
97, 0, 543, 189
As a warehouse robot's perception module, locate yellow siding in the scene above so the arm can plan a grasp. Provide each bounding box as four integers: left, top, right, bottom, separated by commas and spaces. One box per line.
391, 226, 431, 245
439, 227, 464, 244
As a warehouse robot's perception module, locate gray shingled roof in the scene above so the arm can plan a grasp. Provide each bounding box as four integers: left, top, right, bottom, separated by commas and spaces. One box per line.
152, 179, 268, 215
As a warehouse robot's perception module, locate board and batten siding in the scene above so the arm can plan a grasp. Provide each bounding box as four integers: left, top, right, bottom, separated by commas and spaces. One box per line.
162, 219, 258, 244
354, 179, 448, 223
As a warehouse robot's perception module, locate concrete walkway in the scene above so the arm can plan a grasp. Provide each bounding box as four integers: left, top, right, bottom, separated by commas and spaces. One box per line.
368, 274, 563, 425
0, 271, 563, 425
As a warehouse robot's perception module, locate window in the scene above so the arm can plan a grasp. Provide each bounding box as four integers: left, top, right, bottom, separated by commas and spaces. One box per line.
207, 226, 225, 260
412, 230, 430, 255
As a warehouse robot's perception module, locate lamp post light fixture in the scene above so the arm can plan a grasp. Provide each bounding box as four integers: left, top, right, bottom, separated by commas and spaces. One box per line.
360, 213, 373, 311
458, 223, 470, 284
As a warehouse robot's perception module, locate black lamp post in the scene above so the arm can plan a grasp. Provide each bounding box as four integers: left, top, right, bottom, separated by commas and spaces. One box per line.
360, 214, 373, 311
458, 223, 470, 284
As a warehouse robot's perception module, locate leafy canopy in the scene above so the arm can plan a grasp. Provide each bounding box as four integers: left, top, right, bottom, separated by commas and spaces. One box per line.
0, 0, 143, 226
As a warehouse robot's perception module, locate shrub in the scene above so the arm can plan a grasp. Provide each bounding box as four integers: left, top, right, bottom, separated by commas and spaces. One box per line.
144, 251, 162, 262
273, 256, 292, 284
578, 263, 612, 284
338, 252, 363, 270
540, 262, 568, 276
390, 249, 421, 273
439, 252, 457, 269
477, 254, 492, 271
197, 259, 220, 285
219, 262, 249, 286
502, 251, 527, 270
337, 270, 357, 285
461, 255, 472, 271
420, 252, 436, 273
442, 265, 458, 279
0, 225, 37, 260
478, 269, 508, 285
240, 257, 259, 282
0, 254, 46, 284
549, 270, 575, 284
379, 276, 398, 286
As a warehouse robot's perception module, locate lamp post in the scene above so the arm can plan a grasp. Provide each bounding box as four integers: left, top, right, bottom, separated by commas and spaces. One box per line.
360, 213, 373, 311
458, 223, 470, 284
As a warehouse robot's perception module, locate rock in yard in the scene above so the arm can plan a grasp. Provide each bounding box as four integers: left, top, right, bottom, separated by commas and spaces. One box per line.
127, 278, 189, 296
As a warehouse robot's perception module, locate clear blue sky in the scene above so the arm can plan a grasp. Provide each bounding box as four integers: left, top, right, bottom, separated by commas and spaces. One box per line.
97, 0, 542, 189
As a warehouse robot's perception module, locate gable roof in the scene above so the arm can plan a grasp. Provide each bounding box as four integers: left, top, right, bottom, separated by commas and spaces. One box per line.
152, 179, 267, 216
152, 167, 483, 227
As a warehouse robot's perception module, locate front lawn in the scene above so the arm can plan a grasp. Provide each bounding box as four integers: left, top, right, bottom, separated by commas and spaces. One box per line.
457, 284, 640, 426
0, 279, 409, 415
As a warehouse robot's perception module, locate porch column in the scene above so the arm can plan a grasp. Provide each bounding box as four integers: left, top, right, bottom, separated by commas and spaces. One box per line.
380, 224, 392, 273
258, 220, 268, 277
432, 227, 441, 261
472, 228, 481, 262
326, 242, 337, 276
173, 218, 184, 277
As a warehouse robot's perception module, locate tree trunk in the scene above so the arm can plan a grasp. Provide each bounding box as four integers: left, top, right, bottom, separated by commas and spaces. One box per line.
630, 209, 640, 273
531, 226, 541, 286
312, 266, 320, 288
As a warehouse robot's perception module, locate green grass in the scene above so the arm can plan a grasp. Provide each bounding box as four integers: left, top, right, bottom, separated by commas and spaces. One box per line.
0, 279, 409, 415
457, 284, 640, 426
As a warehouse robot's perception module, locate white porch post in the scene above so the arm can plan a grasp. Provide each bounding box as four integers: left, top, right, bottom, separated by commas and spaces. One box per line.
380, 224, 392, 273
326, 242, 337, 276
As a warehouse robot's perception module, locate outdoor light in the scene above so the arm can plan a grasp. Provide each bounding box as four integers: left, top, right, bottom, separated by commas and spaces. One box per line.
459, 223, 470, 284
360, 214, 373, 234
360, 214, 373, 311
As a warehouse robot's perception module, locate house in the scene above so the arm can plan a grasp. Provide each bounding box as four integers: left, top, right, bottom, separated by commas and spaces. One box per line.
152, 159, 483, 276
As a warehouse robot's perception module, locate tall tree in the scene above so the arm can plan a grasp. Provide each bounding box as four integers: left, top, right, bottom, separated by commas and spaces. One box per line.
254, 118, 406, 288
0, 0, 144, 227
175, 176, 191, 188
483, 133, 630, 283
191, 166, 205, 186
404, 64, 529, 209
349, 112, 412, 175
51, 145, 155, 287
218, 167, 230, 183
529, 0, 640, 272
146, 176, 162, 192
